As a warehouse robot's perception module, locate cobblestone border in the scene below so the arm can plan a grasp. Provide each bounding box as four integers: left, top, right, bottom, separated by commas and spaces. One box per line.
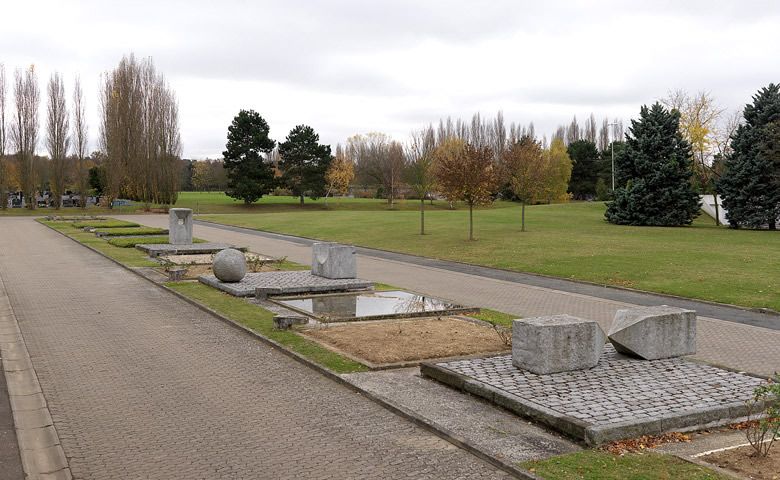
39, 219, 541, 480
420, 361, 756, 446
0, 268, 72, 480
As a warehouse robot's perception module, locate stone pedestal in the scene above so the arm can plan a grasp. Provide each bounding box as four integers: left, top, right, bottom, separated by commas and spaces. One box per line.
311, 243, 356, 279
168, 208, 193, 245
512, 315, 606, 375
608, 306, 696, 360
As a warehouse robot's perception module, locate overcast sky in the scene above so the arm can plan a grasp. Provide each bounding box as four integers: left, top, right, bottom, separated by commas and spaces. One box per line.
3, 0, 779, 158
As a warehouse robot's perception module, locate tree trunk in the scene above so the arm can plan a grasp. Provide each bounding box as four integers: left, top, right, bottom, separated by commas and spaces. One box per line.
521, 202, 526, 232
299, 194, 304, 206
420, 198, 425, 235
469, 202, 474, 241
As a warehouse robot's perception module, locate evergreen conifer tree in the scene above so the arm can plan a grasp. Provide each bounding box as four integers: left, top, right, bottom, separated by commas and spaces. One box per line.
567, 139, 600, 199
222, 110, 276, 204
605, 103, 700, 225
718, 84, 780, 229
278, 125, 332, 205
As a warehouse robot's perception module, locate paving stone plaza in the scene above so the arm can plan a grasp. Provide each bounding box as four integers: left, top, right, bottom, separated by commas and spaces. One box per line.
424, 345, 765, 445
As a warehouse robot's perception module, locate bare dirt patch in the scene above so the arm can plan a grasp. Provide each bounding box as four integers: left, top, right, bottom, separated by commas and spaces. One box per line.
701, 444, 780, 480
301, 316, 509, 365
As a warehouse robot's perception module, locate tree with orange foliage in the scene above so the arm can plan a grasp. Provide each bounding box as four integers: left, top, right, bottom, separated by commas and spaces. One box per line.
432, 138, 497, 240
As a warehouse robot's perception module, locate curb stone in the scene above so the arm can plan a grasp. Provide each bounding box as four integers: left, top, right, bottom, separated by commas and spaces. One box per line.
39, 218, 542, 480
0, 268, 72, 480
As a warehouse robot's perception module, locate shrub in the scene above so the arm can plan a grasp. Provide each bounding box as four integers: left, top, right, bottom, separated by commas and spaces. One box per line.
95, 227, 168, 236
73, 219, 140, 228
745, 374, 780, 457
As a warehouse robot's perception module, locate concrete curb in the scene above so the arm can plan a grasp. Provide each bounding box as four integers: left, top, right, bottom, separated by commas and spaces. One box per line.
0, 270, 72, 480
38, 219, 542, 480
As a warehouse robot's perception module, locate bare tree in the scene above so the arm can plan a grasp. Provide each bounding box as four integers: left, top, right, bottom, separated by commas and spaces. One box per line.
405, 125, 437, 234
598, 117, 610, 152
46, 72, 70, 209
11, 66, 40, 209
0, 64, 7, 209
566, 115, 580, 145
100, 54, 181, 207
72, 76, 88, 208
348, 132, 404, 205
584, 113, 597, 143
500, 135, 546, 231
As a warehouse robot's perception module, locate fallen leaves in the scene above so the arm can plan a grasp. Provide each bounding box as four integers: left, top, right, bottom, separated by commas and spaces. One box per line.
601, 432, 691, 455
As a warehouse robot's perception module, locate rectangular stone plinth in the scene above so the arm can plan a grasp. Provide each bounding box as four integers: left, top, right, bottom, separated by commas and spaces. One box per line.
312, 243, 357, 279
198, 271, 373, 297
423, 345, 764, 445
136, 243, 243, 258
608, 305, 696, 360
513, 315, 606, 374
168, 208, 193, 245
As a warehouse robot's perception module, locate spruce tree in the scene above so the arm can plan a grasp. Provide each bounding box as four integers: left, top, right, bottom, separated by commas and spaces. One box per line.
222, 110, 276, 204
718, 84, 780, 229
278, 125, 332, 205
605, 103, 700, 226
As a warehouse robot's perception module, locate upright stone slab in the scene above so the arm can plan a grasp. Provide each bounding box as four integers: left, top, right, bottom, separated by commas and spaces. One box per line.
512, 315, 606, 375
168, 208, 193, 245
608, 306, 696, 360
311, 243, 356, 279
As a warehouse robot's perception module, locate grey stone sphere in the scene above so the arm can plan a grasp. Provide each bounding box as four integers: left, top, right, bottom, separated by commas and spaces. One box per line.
212, 248, 247, 283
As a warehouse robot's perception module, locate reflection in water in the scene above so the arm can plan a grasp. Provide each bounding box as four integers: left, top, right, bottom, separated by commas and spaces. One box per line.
279, 290, 462, 319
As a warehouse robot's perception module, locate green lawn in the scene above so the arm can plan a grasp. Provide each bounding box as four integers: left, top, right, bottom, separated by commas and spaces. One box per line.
522, 451, 728, 480
196, 200, 780, 311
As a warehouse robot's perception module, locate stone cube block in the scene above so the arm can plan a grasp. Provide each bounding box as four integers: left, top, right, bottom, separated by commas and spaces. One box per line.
608, 305, 696, 360
168, 208, 193, 245
311, 243, 356, 279
512, 315, 606, 374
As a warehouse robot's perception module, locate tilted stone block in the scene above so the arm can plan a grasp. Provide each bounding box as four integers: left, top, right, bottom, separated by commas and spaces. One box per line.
512, 315, 606, 375
311, 243, 356, 279
168, 208, 193, 245
608, 305, 696, 360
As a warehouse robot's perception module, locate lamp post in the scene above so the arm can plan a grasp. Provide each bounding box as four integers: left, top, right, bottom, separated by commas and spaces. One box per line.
608, 122, 618, 191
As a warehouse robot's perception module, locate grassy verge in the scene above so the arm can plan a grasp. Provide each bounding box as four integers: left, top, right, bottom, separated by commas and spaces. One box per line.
467, 309, 517, 328
41, 220, 159, 267
165, 282, 367, 373
522, 450, 729, 480
73, 219, 140, 228
94, 226, 168, 236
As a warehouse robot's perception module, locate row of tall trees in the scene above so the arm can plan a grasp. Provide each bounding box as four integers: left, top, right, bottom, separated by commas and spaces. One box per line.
99, 54, 181, 206
0, 54, 180, 210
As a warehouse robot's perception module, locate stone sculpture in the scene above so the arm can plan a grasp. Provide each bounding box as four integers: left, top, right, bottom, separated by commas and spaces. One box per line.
512, 314, 606, 374
212, 248, 247, 283
168, 208, 193, 245
311, 242, 356, 279
608, 305, 696, 360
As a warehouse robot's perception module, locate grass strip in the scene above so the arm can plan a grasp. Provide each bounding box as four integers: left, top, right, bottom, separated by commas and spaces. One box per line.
72, 219, 140, 228
94, 226, 168, 236
166, 282, 368, 374
521, 450, 729, 480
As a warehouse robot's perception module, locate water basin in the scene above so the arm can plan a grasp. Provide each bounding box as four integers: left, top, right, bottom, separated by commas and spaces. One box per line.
274, 290, 477, 322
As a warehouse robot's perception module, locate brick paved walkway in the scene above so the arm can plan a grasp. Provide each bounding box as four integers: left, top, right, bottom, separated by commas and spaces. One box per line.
0, 218, 507, 479
124, 215, 780, 376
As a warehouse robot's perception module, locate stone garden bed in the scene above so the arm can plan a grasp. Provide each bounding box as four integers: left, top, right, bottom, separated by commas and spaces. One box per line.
298, 316, 509, 368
